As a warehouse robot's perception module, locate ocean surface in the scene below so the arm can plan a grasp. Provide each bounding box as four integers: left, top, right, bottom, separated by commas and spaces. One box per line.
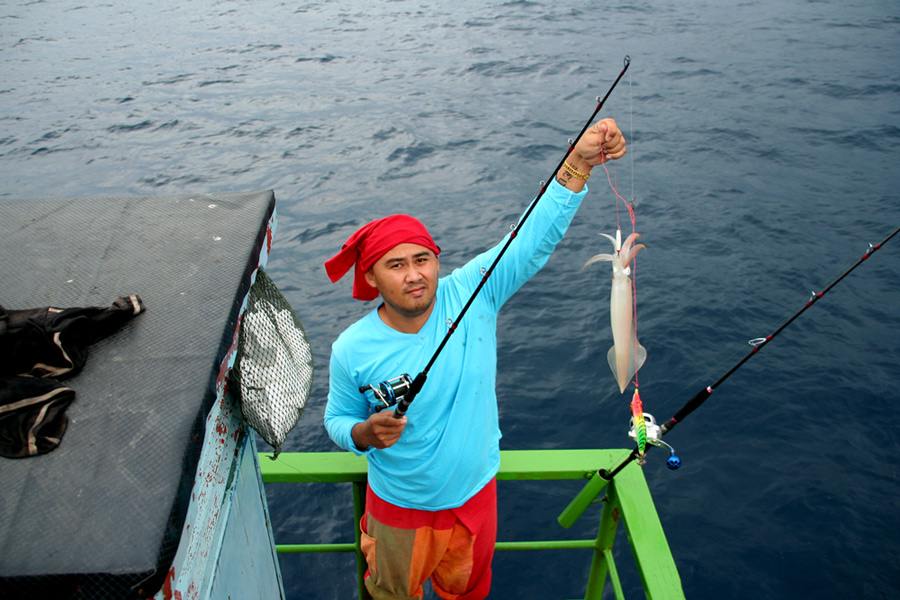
2, 0, 899, 598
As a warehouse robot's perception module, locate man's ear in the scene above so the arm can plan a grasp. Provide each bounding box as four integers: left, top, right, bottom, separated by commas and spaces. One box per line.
364, 267, 377, 289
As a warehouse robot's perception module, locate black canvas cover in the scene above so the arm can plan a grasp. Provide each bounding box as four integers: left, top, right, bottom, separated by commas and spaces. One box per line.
0, 190, 275, 599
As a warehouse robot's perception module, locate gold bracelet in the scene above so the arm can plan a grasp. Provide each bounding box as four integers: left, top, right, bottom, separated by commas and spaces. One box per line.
563, 160, 590, 181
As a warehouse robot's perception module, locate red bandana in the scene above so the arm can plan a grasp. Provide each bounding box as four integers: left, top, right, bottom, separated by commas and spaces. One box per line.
324, 215, 440, 301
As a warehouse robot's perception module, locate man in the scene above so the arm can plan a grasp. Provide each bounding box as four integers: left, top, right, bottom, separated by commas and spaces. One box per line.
324, 118, 626, 600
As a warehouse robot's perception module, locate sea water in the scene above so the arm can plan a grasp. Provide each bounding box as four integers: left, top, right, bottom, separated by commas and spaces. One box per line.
2, 1, 899, 598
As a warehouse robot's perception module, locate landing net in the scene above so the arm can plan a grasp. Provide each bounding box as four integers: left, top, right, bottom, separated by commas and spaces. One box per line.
232, 268, 313, 458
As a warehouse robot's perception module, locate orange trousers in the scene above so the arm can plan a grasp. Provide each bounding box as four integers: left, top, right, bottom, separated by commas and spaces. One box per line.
360, 479, 497, 600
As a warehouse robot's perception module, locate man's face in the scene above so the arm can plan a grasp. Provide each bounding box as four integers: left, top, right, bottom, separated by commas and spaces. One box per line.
364, 243, 440, 322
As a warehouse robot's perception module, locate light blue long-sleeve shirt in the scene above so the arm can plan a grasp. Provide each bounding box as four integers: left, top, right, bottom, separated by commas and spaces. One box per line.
324, 180, 587, 510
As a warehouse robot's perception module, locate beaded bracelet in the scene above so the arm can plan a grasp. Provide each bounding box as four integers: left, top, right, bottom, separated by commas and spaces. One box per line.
562, 160, 590, 181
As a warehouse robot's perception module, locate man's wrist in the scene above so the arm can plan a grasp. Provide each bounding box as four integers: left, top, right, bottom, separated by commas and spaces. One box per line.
351, 421, 371, 451
566, 154, 593, 176
562, 160, 590, 181
556, 153, 592, 191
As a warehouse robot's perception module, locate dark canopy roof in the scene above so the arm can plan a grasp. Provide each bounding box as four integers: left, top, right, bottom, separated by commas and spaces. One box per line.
0, 190, 275, 598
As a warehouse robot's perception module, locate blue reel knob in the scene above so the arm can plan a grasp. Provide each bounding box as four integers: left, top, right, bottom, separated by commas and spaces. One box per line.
666, 454, 681, 470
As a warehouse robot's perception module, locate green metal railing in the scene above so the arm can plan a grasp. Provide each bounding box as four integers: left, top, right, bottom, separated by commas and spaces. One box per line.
260, 449, 683, 600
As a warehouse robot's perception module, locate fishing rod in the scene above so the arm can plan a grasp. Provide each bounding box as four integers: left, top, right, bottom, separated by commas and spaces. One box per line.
361, 55, 633, 418
661, 226, 900, 436
559, 223, 900, 528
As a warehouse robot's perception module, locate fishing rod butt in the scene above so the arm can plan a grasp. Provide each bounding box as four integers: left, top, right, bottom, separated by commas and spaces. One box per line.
392, 402, 410, 419
557, 470, 612, 529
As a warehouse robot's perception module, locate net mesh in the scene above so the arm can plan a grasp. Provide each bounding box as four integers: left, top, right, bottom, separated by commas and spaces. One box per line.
232, 269, 313, 458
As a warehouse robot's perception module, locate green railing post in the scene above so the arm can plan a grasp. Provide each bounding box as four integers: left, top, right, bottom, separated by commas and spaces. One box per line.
611, 461, 683, 600
352, 480, 370, 600
584, 492, 618, 600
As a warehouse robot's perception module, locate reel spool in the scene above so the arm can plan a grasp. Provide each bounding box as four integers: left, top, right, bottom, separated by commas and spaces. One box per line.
359, 374, 413, 411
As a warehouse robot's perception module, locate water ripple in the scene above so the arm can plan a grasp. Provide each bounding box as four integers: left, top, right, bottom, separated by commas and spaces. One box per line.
0, 1, 898, 599
106, 120, 155, 133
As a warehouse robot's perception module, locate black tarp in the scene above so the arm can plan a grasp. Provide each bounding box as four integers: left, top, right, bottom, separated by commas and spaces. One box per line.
0, 190, 275, 599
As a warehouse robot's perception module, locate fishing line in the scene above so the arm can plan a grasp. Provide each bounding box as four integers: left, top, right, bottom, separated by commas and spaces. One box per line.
603, 162, 632, 230
599, 222, 900, 482
626, 68, 640, 391
273, 460, 320, 481
628, 66, 635, 209
382, 56, 633, 419
597, 69, 641, 391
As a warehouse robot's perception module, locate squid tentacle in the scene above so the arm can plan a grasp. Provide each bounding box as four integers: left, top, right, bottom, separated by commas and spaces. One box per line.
581, 253, 615, 270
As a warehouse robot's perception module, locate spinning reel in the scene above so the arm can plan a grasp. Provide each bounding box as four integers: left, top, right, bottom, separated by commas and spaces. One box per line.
628, 412, 681, 470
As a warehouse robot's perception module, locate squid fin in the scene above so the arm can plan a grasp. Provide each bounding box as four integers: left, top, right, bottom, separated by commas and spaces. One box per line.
607, 346, 626, 392
606, 336, 647, 393
631, 338, 647, 378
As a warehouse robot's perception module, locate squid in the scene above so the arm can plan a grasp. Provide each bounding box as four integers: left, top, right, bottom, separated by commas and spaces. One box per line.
582, 229, 646, 393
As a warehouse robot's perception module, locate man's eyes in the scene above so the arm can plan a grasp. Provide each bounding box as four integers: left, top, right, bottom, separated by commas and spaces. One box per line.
388, 257, 429, 269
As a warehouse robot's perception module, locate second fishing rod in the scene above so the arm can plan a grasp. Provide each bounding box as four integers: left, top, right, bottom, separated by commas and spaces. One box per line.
358, 55, 632, 416
557, 222, 900, 529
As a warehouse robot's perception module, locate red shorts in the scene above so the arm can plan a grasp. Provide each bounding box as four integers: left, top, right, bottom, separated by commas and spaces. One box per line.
360, 478, 497, 600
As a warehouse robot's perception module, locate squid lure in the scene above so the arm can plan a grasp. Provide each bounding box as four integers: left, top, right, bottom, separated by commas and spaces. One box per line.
630, 389, 647, 463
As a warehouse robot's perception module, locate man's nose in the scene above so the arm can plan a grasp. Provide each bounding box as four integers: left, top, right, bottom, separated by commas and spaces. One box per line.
405, 266, 424, 281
